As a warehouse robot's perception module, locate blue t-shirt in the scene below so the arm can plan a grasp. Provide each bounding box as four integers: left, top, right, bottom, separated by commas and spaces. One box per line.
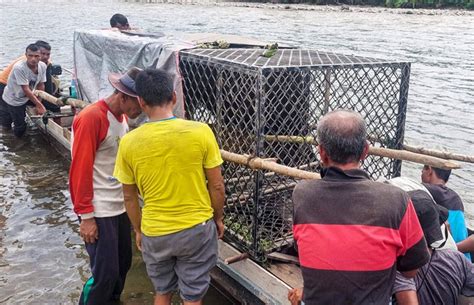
424, 183, 470, 260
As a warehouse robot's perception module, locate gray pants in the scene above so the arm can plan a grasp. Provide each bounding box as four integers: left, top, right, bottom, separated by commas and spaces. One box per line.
141, 219, 217, 302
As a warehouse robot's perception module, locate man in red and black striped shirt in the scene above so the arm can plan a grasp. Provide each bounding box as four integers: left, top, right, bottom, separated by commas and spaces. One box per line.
292, 110, 430, 305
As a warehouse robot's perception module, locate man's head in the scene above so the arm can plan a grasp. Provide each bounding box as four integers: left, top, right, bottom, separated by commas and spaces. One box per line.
108, 67, 142, 119
317, 109, 368, 167
110, 13, 130, 30
135, 68, 176, 110
25, 44, 41, 67
421, 165, 451, 184
35, 40, 51, 64
385, 177, 449, 227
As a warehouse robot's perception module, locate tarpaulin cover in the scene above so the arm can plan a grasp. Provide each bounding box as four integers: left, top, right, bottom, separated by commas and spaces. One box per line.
73, 29, 195, 118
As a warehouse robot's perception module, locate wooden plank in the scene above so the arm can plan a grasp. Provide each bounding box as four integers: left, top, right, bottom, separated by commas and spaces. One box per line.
267, 262, 303, 289
267, 252, 300, 265
217, 240, 292, 305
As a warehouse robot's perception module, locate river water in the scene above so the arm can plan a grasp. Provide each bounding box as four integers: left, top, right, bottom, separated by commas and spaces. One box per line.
0, 1, 473, 304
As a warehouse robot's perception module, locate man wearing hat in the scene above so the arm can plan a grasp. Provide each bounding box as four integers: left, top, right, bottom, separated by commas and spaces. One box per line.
114, 68, 225, 305
69, 67, 142, 305
389, 180, 474, 305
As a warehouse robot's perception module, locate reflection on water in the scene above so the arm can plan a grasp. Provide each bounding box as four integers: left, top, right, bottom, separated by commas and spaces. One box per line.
0, 1, 473, 303
0, 128, 85, 304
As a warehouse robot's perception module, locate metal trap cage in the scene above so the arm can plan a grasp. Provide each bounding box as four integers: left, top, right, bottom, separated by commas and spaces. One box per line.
179, 48, 410, 261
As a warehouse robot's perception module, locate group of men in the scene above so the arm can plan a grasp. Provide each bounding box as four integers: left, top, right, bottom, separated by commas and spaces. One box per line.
0, 40, 60, 137
289, 110, 474, 305
3, 14, 472, 305
71, 70, 473, 305
69, 66, 224, 305
0, 12, 129, 138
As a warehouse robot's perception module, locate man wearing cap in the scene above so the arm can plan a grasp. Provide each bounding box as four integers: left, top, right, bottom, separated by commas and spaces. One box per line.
392, 185, 474, 305
114, 68, 225, 305
386, 177, 457, 251
69, 67, 142, 305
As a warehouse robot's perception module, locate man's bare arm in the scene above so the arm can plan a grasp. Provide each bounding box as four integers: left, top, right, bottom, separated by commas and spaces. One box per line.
36, 82, 45, 92
21, 84, 42, 106
205, 166, 225, 238
21, 84, 46, 114
457, 235, 474, 253
122, 183, 143, 249
122, 183, 142, 232
395, 290, 419, 305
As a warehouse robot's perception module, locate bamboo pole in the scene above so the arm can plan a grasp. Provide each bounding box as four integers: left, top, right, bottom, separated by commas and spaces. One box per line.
226, 171, 276, 185
265, 135, 315, 144
402, 144, 474, 164
368, 134, 474, 164
369, 147, 460, 170
220, 150, 321, 180
263, 134, 461, 170
34, 90, 88, 109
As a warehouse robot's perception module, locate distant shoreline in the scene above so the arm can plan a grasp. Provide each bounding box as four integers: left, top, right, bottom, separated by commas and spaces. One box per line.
215, 1, 474, 15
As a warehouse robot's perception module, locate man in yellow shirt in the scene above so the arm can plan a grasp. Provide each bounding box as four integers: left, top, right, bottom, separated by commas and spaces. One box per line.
114, 68, 225, 305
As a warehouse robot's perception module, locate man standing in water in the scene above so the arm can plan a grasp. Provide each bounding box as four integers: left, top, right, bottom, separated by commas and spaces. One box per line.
291, 109, 430, 305
69, 68, 142, 304
0, 43, 47, 137
110, 13, 131, 31
0, 40, 61, 99
114, 68, 225, 305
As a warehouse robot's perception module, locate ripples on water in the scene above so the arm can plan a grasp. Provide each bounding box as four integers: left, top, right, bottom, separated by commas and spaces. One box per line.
0, 1, 473, 303
0, 129, 86, 303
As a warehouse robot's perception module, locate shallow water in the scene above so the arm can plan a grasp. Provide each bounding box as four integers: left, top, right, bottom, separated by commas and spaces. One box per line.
0, 1, 473, 304
0, 129, 234, 304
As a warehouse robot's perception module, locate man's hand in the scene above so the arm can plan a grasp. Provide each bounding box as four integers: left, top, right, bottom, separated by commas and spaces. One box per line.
80, 218, 98, 244
135, 231, 142, 251
215, 218, 225, 239
288, 287, 303, 305
36, 103, 46, 115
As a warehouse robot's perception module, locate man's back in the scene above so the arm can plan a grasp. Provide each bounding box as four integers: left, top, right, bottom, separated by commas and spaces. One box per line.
114, 118, 222, 237
424, 183, 468, 252
293, 167, 429, 305
394, 249, 474, 305
0, 56, 24, 85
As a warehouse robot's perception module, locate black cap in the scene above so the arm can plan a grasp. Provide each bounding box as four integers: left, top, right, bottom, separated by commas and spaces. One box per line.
407, 190, 444, 246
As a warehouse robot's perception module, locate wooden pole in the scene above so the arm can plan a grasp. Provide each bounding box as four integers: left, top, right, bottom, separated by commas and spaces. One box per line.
34, 90, 88, 109
265, 135, 315, 144
369, 146, 460, 170
263, 135, 461, 170
220, 150, 321, 180
402, 144, 474, 164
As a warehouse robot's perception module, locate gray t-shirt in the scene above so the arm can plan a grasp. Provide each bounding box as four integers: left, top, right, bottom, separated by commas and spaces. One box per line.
2, 60, 47, 106
393, 249, 474, 305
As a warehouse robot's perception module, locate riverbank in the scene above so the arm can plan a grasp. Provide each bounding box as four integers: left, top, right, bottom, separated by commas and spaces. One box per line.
115, 0, 474, 15
218, 1, 473, 14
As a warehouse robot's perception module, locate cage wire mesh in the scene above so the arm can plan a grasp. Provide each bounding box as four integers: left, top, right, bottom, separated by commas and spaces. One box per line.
179, 48, 410, 262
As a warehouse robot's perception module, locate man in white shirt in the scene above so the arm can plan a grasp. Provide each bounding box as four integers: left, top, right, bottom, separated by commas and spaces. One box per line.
0, 43, 47, 137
